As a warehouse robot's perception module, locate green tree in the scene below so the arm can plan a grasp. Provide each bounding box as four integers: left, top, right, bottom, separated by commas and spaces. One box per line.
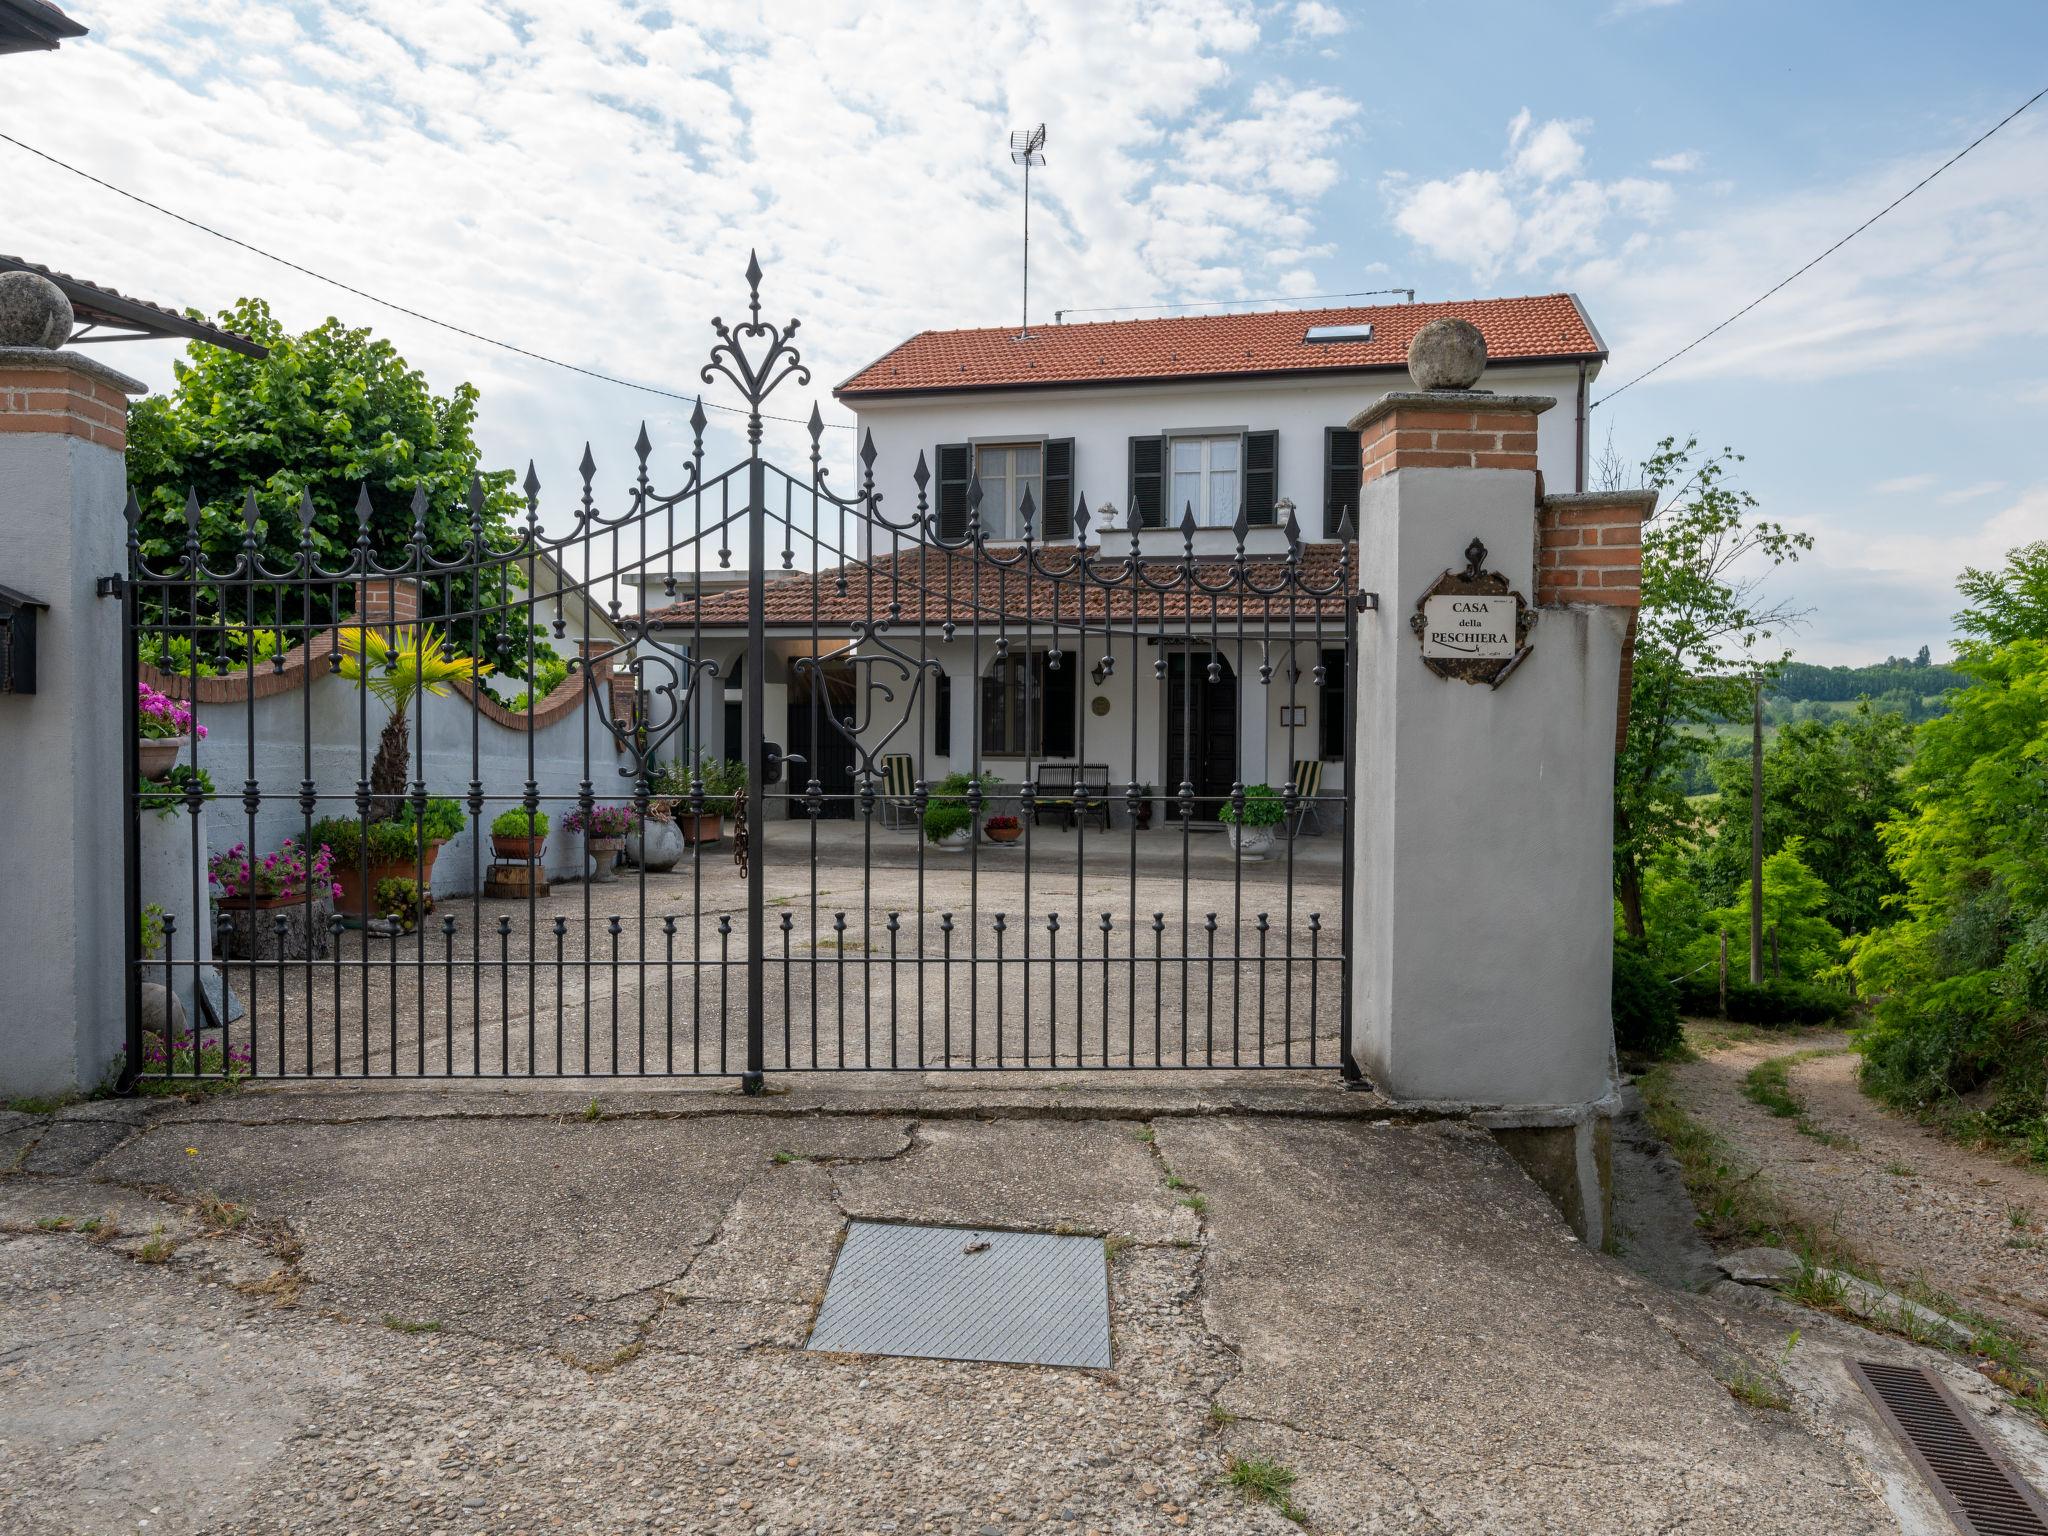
1684, 839, 1845, 982
1852, 543, 2048, 1141
126, 298, 533, 673
1613, 438, 1811, 940
1696, 702, 1912, 934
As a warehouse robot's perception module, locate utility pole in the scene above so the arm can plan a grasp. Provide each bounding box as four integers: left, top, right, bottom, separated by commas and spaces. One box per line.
1749, 675, 1765, 987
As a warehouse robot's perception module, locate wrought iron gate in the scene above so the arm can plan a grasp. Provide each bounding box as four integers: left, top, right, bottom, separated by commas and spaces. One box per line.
123, 260, 1360, 1087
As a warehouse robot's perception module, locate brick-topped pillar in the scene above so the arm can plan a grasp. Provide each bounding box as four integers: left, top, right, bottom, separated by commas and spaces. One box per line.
353, 576, 423, 625
1344, 353, 1652, 1245
0, 340, 148, 1097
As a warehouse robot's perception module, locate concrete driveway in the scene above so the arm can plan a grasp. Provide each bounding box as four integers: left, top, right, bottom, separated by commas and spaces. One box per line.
1, 1079, 1913, 1534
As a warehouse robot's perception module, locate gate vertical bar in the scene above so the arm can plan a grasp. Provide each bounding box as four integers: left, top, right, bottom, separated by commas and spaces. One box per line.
1339, 544, 1364, 1084
119, 555, 144, 1091
743, 395, 769, 1093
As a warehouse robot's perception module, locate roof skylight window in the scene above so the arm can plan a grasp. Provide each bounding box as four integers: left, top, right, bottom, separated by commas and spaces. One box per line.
1303, 323, 1373, 344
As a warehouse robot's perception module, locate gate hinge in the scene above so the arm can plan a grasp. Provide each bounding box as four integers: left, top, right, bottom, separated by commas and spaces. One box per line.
97, 573, 127, 599
1354, 591, 1378, 612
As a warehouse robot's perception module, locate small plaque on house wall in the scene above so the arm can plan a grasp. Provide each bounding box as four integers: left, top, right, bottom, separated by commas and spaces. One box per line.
1409, 539, 1534, 687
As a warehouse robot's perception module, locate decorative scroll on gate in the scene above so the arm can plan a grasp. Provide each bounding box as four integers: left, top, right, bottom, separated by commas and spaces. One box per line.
122, 257, 1360, 1086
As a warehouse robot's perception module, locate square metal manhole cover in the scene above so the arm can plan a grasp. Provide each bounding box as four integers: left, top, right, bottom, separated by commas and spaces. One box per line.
807, 1221, 1111, 1369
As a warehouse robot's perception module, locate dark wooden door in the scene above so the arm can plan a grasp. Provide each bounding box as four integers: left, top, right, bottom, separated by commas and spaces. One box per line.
786, 659, 858, 819
1164, 651, 1238, 822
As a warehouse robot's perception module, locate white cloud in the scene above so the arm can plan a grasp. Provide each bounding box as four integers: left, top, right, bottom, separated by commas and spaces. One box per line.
2, 0, 1362, 527
1611, 0, 1684, 12
1873, 474, 1937, 494
1289, 1, 1349, 37
1384, 109, 1671, 283
1939, 480, 2008, 506
1650, 151, 1701, 173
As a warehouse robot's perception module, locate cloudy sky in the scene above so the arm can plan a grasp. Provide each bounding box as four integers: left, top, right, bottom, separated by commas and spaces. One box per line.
9, 0, 2046, 663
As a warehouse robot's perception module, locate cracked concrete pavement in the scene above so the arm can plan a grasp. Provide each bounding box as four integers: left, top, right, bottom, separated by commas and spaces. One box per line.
0, 1081, 1952, 1534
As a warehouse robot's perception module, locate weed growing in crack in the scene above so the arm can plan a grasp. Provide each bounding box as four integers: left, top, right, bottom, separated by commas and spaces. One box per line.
197, 1193, 248, 1231
1885, 1162, 1914, 1177
1164, 1175, 1192, 1191
583, 1098, 604, 1122
1134, 1125, 1156, 1144
382, 1315, 441, 1335
771, 1150, 807, 1166
1207, 1400, 1236, 1428
1179, 1194, 1209, 1215
135, 1225, 175, 1264
1103, 1234, 1133, 1261
33, 1216, 75, 1232
2008, 1204, 2033, 1230
1725, 1366, 1790, 1411
1227, 1456, 1305, 1524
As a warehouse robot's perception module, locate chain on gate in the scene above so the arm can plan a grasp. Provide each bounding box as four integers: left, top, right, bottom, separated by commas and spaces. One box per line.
731, 785, 749, 878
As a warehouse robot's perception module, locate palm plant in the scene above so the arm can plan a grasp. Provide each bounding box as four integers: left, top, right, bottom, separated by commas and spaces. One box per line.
334, 625, 491, 823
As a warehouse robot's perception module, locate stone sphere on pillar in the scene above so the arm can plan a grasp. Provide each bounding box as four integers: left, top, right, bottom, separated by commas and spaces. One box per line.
1406, 317, 1487, 391
0, 271, 75, 350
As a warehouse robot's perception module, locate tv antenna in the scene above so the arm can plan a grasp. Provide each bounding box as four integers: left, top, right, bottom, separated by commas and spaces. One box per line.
1009, 123, 1047, 339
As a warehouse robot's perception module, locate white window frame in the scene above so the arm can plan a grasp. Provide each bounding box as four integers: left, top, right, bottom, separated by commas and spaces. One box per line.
971, 440, 1044, 541
1166, 431, 1244, 528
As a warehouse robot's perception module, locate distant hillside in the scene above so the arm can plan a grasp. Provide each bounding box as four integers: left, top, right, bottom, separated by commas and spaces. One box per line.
1762, 653, 1962, 727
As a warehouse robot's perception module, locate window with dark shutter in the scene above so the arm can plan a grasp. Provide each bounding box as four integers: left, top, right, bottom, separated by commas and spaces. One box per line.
1244, 430, 1278, 525
1323, 427, 1361, 539
1042, 438, 1074, 540
933, 671, 951, 756
936, 442, 971, 541
1129, 435, 1165, 527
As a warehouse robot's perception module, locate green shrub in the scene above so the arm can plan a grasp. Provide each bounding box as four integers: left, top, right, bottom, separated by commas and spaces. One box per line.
1613, 942, 1682, 1060
309, 807, 461, 865
923, 770, 999, 843
1217, 784, 1286, 828
374, 877, 431, 932
404, 798, 465, 844
490, 806, 549, 838
923, 803, 973, 843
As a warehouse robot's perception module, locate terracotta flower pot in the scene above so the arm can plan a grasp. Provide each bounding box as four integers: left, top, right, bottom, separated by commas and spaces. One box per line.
676, 812, 725, 846
986, 825, 1022, 844
332, 840, 444, 920
490, 834, 546, 862
137, 735, 188, 782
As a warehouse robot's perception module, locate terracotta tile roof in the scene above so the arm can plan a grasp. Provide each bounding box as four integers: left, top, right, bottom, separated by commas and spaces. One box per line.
835, 295, 1601, 398
646, 544, 1357, 631
0, 255, 268, 359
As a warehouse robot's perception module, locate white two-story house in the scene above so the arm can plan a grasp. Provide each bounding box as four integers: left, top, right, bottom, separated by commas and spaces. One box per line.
647, 295, 1606, 823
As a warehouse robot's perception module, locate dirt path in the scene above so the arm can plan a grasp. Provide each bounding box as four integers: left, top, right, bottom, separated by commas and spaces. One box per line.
1668, 1026, 2048, 1347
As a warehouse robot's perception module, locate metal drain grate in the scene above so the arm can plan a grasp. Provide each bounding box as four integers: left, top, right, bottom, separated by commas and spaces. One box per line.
806, 1221, 1111, 1369
1850, 1360, 2048, 1536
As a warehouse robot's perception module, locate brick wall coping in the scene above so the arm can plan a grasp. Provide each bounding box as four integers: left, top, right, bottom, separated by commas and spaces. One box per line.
1539, 489, 1660, 518
139, 628, 598, 732
1346, 389, 1556, 433
0, 345, 148, 396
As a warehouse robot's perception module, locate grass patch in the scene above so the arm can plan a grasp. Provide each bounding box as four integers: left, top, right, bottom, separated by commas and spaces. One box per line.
1742, 1057, 1805, 1119
196, 1193, 248, 1232
1134, 1125, 1156, 1144
1725, 1366, 1790, 1411
1164, 1174, 1192, 1191
583, 1098, 604, 1122
1885, 1161, 1914, 1177
1207, 1400, 1236, 1428
1178, 1194, 1209, 1215
1226, 1456, 1306, 1525
382, 1315, 441, 1335
1103, 1234, 1133, 1261
771, 1150, 807, 1166
135, 1224, 176, 1264
6, 1092, 83, 1115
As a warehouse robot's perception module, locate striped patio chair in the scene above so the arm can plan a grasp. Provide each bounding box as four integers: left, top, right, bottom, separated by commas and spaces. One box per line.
878, 753, 917, 830
1289, 758, 1326, 837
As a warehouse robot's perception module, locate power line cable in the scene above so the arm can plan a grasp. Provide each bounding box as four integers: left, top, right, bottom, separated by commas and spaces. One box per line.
1593, 85, 2047, 408
0, 130, 854, 430
1054, 287, 1415, 322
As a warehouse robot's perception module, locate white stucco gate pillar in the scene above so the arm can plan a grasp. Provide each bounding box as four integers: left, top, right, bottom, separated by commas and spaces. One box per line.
1346, 324, 1655, 1244
0, 290, 147, 1098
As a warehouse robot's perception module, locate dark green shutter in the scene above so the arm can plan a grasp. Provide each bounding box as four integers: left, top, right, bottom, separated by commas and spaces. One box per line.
933, 671, 951, 756
1244, 430, 1278, 525
936, 443, 970, 541
1129, 435, 1165, 528
1323, 427, 1361, 539
1042, 438, 1074, 540
1040, 652, 1077, 758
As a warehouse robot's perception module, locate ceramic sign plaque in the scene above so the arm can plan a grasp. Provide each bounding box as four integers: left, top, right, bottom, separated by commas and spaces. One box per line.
1409, 538, 1535, 687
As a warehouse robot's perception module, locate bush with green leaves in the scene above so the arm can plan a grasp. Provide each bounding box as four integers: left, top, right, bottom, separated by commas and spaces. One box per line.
1675, 839, 1846, 985
489, 807, 548, 839
308, 805, 461, 866
1672, 975, 1854, 1026
1613, 942, 1682, 1060
921, 771, 999, 843
1217, 784, 1285, 828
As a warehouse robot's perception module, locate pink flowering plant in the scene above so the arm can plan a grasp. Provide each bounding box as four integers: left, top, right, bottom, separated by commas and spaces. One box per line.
137, 680, 207, 741
564, 804, 637, 839
208, 838, 340, 903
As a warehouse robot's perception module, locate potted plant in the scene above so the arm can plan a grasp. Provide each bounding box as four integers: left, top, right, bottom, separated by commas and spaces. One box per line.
136, 680, 206, 782
1217, 784, 1285, 858
311, 806, 461, 922
374, 876, 432, 934
663, 755, 746, 845
490, 806, 549, 863
1130, 783, 1155, 830
210, 837, 338, 959
984, 814, 1022, 845
923, 770, 999, 851
565, 804, 636, 882
334, 624, 489, 823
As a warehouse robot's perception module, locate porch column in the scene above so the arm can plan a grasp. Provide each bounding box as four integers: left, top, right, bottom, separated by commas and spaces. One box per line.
1346, 320, 1652, 1244
0, 275, 148, 1097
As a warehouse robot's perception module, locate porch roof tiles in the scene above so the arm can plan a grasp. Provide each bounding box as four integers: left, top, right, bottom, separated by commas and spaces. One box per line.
644, 544, 1357, 630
